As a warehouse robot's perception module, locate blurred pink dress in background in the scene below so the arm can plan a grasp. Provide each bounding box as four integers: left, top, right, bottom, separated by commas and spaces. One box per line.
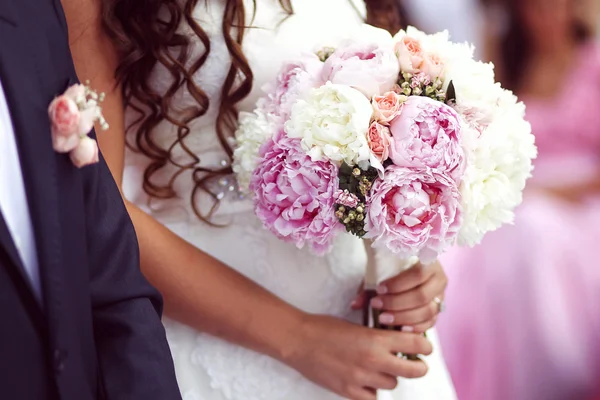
437, 43, 600, 400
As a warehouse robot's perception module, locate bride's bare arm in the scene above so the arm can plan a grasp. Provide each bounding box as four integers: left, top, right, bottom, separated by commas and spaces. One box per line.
61, 0, 304, 362
61, 2, 431, 398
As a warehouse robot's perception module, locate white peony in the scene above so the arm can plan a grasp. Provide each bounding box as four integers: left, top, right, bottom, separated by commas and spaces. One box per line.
458, 98, 537, 246
285, 82, 373, 167
232, 108, 277, 192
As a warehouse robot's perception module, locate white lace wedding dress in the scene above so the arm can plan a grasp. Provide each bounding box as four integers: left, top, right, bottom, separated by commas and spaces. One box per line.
122, 1, 457, 399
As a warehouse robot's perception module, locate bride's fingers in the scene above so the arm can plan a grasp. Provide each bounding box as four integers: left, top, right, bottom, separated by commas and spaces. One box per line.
376, 261, 440, 294
372, 275, 445, 312
380, 353, 430, 378
361, 372, 398, 391
347, 386, 377, 400
410, 316, 438, 333
378, 301, 439, 327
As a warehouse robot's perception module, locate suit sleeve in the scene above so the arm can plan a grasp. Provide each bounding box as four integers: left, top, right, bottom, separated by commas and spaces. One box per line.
81, 151, 182, 400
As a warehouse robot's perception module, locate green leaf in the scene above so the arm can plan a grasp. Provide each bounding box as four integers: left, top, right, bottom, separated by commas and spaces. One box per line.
446, 80, 456, 104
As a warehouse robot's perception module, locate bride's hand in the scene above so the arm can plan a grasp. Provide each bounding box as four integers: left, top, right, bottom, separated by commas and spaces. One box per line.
284, 314, 432, 400
352, 261, 447, 333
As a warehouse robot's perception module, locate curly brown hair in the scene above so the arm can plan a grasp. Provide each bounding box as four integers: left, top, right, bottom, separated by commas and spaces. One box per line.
101, 0, 409, 224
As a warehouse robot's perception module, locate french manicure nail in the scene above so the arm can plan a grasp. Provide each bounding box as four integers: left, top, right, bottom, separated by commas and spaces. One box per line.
401, 326, 414, 332
379, 313, 394, 324
371, 298, 383, 309
376, 285, 387, 294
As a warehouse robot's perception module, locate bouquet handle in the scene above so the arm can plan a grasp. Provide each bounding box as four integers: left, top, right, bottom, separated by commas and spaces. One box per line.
362, 240, 423, 367
363, 241, 387, 330
362, 240, 419, 330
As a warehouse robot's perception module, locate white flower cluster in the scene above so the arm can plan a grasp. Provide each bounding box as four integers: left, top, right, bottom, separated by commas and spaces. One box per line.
232, 108, 277, 192
394, 26, 537, 246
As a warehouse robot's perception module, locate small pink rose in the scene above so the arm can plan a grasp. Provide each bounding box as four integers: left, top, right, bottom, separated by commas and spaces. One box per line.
421, 53, 445, 80
49, 95, 80, 148
372, 91, 405, 125
395, 36, 424, 73
367, 122, 392, 163
69, 136, 99, 168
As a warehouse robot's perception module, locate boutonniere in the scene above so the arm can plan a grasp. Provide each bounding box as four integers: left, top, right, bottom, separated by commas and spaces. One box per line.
48, 81, 109, 168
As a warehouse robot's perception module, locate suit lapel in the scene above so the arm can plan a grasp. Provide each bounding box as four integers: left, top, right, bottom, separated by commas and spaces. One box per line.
0, 213, 35, 292
0, 4, 65, 329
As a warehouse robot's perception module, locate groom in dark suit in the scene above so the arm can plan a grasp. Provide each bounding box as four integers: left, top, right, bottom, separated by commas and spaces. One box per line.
0, 0, 181, 399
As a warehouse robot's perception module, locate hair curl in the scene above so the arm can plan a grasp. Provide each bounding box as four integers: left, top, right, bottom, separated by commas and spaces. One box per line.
102, 0, 409, 224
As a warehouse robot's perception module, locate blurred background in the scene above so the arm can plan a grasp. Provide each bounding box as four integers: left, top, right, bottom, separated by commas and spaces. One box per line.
397, 0, 600, 399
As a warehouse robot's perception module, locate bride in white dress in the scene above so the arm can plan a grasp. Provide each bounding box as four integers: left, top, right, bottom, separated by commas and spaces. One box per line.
64, 0, 458, 399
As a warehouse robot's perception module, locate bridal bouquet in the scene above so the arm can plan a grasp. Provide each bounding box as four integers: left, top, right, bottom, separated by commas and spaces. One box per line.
233, 25, 536, 309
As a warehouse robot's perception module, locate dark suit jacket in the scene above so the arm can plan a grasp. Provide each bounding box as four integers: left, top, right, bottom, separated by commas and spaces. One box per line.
0, 0, 181, 399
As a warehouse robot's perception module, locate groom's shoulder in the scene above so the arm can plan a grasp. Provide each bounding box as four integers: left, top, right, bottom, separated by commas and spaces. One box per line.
6, 0, 72, 59
1, 0, 80, 99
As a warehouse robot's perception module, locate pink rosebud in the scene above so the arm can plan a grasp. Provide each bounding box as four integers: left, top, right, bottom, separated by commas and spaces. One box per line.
334, 189, 360, 208
49, 95, 80, 152
389, 96, 465, 181
69, 136, 99, 168
367, 122, 392, 163
421, 53, 445, 80
371, 91, 405, 125
365, 166, 461, 264
395, 36, 424, 73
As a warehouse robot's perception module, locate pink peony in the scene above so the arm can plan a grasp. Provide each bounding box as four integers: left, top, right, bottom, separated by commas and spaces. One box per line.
322, 41, 400, 98
250, 132, 341, 255
69, 136, 99, 168
421, 53, 445, 80
367, 122, 392, 163
261, 54, 324, 123
389, 96, 465, 181
365, 166, 461, 264
49, 95, 80, 152
395, 36, 424, 74
371, 91, 405, 125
